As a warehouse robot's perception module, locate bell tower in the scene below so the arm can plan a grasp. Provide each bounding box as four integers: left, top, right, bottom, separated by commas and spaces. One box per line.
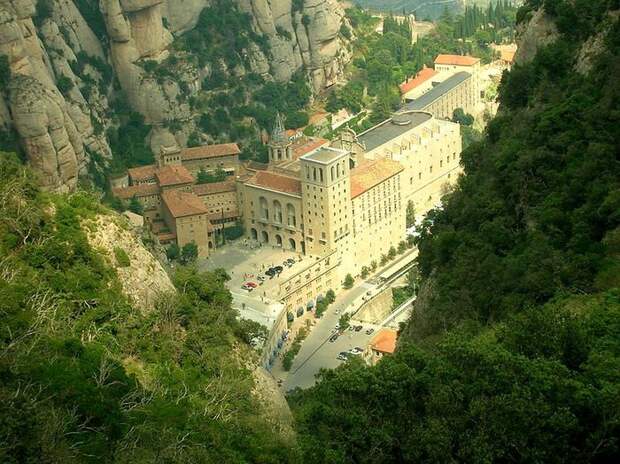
268, 113, 293, 164
299, 146, 353, 258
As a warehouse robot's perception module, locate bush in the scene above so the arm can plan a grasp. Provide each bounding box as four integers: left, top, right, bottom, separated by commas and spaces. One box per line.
360, 266, 369, 278
113, 247, 130, 267
343, 273, 354, 289
166, 243, 180, 261
180, 242, 198, 264
56, 75, 74, 95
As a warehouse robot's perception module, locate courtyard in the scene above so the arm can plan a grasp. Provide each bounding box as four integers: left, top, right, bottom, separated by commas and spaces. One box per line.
200, 238, 307, 303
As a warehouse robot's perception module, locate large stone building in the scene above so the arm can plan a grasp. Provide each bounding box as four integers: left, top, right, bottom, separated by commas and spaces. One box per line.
399, 54, 482, 119
113, 110, 461, 313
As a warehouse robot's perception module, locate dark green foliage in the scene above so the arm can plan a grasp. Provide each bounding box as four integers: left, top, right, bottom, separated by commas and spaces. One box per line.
196, 167, 228, 184
343, 273, 354, 289
414, 22, 620, 335
113, 247, 130, 267
128, 196, 143, 214
180, 242, 199, 264
452, 107, 474, 125
181, 0, 269, 69
56, 74, 74, 95
33, 0, 52, 28
0, 156, 297, 462
405, 200, 415, 228
166, 242, 180, 261
107, 111, 153, 168
74, 0, 108, 43
291, 292, 620, 463
282, 327, 308, 371
0, 54, 10, 90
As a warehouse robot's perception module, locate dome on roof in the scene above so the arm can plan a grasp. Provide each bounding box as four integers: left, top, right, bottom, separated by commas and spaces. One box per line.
391, 113, 412, 126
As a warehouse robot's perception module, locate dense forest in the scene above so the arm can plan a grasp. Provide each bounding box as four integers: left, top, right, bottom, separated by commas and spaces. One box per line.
0, 154, 296, 462
291, 0, 620, 461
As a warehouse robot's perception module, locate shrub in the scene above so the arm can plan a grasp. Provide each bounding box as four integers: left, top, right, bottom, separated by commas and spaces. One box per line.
113, 247, 130, 267
166, 243, 180, 261
343, 273, 354, 289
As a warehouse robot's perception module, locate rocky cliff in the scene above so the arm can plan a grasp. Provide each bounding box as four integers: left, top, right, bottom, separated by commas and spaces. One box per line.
0, 0, 351, 192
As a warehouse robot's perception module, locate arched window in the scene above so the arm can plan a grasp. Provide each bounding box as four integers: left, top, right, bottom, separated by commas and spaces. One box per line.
275, 234, 283, 247
273, 200, 283, 223
287, 203, 296, 227
259, 197, 269, 220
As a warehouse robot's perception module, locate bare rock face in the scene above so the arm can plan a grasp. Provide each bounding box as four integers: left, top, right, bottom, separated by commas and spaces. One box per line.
9, 75, 85, 192
514, 8, 559, 65
83, 214, 176, 312
0, 0, 112, 192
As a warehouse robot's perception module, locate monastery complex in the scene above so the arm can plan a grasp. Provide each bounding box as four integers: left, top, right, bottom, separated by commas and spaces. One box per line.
112, 54, 476, 315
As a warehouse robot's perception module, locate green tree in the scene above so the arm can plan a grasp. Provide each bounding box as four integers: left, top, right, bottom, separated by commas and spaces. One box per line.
166, 243, 180, 261
128, 196, 143, 214
343, 273, 354, 289
180, 242, 198, 263
406, 200, 416, 228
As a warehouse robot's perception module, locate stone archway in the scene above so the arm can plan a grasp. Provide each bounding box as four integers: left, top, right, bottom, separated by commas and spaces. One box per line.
251, 228, 258, 240
261, 230, 269, 243
275, 234, 283, 247
289, 238, 296, 251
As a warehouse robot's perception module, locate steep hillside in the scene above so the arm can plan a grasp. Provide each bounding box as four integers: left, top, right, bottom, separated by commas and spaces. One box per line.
0, 153, 297, 462
290, 0, 620, 462
0, 0, 352, 191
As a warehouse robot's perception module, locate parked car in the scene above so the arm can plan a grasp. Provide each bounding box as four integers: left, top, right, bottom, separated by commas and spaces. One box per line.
337, 352, 350, 361
354, 325, 363, 332
257, 275, 266, 282
286, 258, 296, 265
329, 333, 339, 343
349, 347, 364, 354
241, 282, 256, 291
365, 328, 375, 335
273, 265, 283, 273
265, 268, 276, 277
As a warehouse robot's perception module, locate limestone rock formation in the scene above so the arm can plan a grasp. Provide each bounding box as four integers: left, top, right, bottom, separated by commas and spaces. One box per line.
514, 8, 559, 65
0, 0, 112, 192
83, 214, 176, 312
9, 75, 85, 192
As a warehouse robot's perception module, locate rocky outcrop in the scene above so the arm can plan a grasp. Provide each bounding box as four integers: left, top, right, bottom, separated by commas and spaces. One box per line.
9, 75, 85, 191
0, 0, 112, 192
83, 214, 176, 311
514, 8, 559, 65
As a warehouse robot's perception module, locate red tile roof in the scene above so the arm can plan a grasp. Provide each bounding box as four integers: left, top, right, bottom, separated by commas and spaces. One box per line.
128, 164, 157, 182
161, 190, 209, 218
371, 328, 397, 354
113, 183, 160, 199
192, 179, 236, 196
350, 159, 403, 199
434, 54, 480, 66
155, 165, 195, 187
245, 171, 302, 196
399, 67, 438, 94
181, 143, 241, 161
292, 137, 329, 158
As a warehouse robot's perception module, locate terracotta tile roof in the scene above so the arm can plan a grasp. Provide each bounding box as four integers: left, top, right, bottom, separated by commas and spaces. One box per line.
399, 67, 438, 94
161, 190, 209, 218
155, 165, 195, 187
371, 328, 397, 354
350, 159, 403, 199
245, 171, 302, 196
292, 137, 329, 158
181, 143, 241, 161
128, 164, 157, 182
192, 179, 236, 196
113, 183, 160, 200
158, 232, 177, 241
434, 54, 480, 66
